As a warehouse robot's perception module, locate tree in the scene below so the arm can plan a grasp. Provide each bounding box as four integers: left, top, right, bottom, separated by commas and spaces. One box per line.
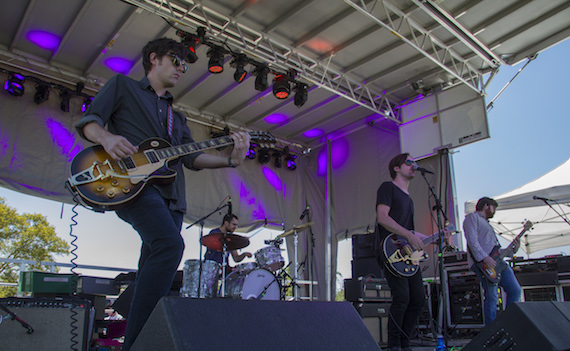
0, 197, 69, 297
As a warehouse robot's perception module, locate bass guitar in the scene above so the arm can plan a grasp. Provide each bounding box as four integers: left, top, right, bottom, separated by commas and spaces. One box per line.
67, 131, 275, 211
382, 225, 456, 277
476, 220, 532, 284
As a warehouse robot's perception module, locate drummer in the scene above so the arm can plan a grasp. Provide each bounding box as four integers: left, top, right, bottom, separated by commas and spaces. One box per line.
204, 214, 252, 270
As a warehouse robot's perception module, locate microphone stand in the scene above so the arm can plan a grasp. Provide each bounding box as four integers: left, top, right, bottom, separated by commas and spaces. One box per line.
0, 302, 34, 334
419, 169, 450, 349
538, 198, 570, 226
186, 202, 229, 298
304, 211, 316, 301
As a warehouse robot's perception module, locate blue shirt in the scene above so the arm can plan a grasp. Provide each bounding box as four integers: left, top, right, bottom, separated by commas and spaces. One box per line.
75, 74, 203, 212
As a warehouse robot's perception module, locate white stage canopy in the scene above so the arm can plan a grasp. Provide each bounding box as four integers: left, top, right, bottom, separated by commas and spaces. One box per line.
465, 158, 570, 254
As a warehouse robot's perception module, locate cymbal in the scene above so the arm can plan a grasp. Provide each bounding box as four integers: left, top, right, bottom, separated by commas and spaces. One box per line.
277, 222, 314, 238
201, 232, 250, 251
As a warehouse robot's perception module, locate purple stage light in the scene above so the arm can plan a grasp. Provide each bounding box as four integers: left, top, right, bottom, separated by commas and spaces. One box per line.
46, 118, 84, 161
317, 138, 350, 176
264, 113, 288, 124
27, 30, 61, 50
303, 129, 324, 138
262, 167, 283, 191
104, 57, 134, 74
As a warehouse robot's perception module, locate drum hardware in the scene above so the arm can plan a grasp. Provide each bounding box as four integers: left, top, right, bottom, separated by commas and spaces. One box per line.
220, 268, 281, 300
276, 222, 314, 300
180, 259, 221, 298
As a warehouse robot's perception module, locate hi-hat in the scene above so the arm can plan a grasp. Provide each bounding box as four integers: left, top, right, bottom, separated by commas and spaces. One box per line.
277, 222, 314, 239
201, 232, 250, 251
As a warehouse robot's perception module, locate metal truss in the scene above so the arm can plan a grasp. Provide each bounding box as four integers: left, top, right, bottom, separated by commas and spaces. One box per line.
122, 0, 401, 123
344, 0, 488, 96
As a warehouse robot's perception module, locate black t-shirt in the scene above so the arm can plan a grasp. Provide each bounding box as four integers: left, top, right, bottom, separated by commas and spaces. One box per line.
375, 181, 415, 242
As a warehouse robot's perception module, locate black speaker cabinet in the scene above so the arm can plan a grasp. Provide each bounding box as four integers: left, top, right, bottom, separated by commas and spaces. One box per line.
0, 297, 93, 351
353, 302, 390, 346
131, 297, 381, 350
463, 301, 570, 351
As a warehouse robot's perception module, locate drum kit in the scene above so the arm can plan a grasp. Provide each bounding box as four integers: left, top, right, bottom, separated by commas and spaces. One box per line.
179, 222, 314, 301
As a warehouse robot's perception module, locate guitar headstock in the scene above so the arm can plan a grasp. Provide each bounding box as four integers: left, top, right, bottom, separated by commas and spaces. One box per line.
249, 131, 276, 143
523, 220, 533, 231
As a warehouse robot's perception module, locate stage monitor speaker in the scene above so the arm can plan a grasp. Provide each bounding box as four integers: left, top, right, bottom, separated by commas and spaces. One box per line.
0, 297, 93, 351
463, 301, 570, 351
131, 297, 381, 351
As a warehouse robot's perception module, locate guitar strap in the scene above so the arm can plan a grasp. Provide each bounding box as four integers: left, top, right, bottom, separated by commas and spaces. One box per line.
167, 105, 173, 139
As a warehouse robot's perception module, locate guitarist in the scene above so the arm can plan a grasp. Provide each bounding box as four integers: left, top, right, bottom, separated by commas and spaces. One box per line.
74, 38, 250, 350
375, 153, 450, 351
463, 197, 522, 326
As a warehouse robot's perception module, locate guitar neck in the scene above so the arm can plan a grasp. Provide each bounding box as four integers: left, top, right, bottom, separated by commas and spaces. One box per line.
499, 221, 531, 259
153, 132, 253, 162
421, 225, 455, 246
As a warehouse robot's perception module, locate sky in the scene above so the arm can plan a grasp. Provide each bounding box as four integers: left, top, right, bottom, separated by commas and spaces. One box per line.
1, 38, 569, 290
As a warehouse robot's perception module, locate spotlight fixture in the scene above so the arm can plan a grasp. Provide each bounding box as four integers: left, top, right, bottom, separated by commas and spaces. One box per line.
4, 73, 25, 97
272, 74, 290, 99
254, 64, 269, 91
294, 83, 308, 107
82, 96, 94, 112
231, 54, 249, 84
284, 147, 297, 170
207, 47, 225, 74
246, 144, 257, 160
272, 150, 283, 168
177, 30, 201, 63
258, 148, 271, 164
59, 88, 73, 112
34, 82, 50, 104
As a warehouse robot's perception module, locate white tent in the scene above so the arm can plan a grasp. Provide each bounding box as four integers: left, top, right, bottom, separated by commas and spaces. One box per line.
465, 158, 570, 254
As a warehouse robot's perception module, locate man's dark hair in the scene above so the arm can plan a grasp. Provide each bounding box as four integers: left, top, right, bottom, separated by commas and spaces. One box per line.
142, 38, 190, 75
476, 197, 498, 211
222, 214, 238, 225
388, 153, 410, 179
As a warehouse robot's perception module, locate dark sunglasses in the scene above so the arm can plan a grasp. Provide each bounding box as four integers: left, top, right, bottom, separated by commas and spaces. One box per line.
165, 53, 188, 73
404, 159, 417, 167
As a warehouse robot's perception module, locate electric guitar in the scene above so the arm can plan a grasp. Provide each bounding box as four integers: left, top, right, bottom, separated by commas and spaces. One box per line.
381, 225, 456, 277
476, 220, 532, 284
67, 131, 275, 211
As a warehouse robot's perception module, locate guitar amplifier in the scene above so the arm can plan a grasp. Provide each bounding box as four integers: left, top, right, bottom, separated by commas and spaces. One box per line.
0, 297, 94, 351
344, 277, 391, 302
353, 302, 389, 346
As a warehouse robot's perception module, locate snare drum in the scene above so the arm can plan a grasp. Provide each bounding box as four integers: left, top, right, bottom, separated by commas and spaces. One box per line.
255, 246, 284, 272
180, 259, 220, 298
220, 268, 281, 300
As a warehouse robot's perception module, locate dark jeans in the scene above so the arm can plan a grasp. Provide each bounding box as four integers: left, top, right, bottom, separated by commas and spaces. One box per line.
116, 186, 185, 351
382, 263, 426, 348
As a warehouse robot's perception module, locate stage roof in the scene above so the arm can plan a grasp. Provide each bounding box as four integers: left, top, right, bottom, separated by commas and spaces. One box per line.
1, 0, 569, 150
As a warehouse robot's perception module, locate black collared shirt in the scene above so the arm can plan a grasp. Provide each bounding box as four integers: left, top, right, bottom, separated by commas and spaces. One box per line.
75, 74, 202, 212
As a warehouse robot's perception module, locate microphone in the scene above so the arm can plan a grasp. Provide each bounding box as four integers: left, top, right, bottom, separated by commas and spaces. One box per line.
533, 195, 552, 202
227, 196, 232, 217
413, 164, 434, 174
300, 205, 310, 220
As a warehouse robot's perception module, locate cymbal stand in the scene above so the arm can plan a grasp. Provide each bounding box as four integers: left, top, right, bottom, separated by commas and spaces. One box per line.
293, 228, 300, 301
220, 235, 228, 298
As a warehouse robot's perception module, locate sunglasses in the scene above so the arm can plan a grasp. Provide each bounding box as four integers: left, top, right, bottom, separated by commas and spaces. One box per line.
165, 53, 188, 73
404, 159, 417, 167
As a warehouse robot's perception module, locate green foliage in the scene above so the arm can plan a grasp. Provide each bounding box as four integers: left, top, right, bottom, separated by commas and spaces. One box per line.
0, 197, 69, 297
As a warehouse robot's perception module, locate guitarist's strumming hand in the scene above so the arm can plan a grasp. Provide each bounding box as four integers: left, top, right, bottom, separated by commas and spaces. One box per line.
482, 256, 496, 268
407, 231, 425, 251
83, 122, 138, 160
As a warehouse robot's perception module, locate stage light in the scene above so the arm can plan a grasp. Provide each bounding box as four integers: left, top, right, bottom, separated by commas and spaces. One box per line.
272, 74, 290, 99
231, 54, 248, 83
272, 150, 283, 168
34, 82, 50, 104
82, 96, 94, 112
246, 145, 257, 160
177, 30, 200, 63
207, 47, 225, 74
254, 64, 269, 91
60, 88, 73, 112
258, 148, 271, 164
294, 83, 308, 107
4, 73, 25, 97
284, 147, 297, 170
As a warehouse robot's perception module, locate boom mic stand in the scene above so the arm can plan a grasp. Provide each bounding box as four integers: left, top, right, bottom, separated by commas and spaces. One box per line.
418, 168, 450, 349
186, 201, 230, 298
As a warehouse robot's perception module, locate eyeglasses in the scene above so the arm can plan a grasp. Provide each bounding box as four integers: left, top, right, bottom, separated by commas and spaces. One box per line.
165, 53, 188, 73
404, 159, 417, 167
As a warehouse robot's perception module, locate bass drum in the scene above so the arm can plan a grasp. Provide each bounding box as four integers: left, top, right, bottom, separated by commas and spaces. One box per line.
221, 268, 281, 300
